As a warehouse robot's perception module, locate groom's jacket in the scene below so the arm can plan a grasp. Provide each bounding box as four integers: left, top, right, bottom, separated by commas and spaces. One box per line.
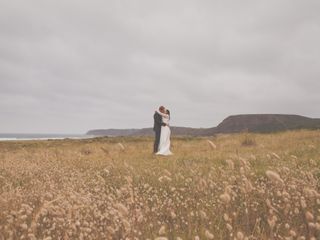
153, 112, 165, 131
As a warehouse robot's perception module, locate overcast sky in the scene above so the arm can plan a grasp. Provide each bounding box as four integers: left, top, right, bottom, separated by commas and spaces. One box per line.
0, 0, 319, 133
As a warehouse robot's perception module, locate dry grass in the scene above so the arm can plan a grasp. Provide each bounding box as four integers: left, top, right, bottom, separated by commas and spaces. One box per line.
0, 130, 320, 239
241, 133, 257, 147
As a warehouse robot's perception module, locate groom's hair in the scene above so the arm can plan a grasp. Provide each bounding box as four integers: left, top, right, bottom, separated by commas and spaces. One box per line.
159, 106, 165, 111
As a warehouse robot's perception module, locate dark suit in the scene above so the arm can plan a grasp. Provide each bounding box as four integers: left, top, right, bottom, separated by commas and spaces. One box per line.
153, 111, 165, 153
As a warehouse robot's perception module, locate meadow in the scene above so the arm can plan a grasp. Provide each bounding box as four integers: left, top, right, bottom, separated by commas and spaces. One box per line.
0, 130, 319, 240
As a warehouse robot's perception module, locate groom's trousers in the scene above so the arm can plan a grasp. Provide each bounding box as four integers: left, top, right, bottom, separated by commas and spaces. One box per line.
153, 128, 161, 153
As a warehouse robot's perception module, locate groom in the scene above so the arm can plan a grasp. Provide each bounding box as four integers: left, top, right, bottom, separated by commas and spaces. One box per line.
153, 106, 167, 153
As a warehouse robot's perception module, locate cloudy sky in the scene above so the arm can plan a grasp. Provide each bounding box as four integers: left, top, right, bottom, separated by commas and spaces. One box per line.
0, 0, 319, 134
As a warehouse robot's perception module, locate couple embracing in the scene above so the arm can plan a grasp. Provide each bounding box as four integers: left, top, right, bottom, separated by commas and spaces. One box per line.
153, 106, 173, 156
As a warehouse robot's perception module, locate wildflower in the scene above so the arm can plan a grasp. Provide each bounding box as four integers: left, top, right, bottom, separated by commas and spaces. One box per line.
239, 157, 249, 167
220, 193, 231, 204
236, 231, 244, 240
207, 140, 217, 150
117, 143, 125, 150
308, 222, 316, 229
159, 225, 166, 235
271, 153, 280, 160
115, 203, 128, 216
137, 215, 144, 223
200, 210, 207, 219
205, 229, 214, 239
289, 230, 297, 237
107, 226, 115, 234
163, 169, 172, 176
226, 223, 233, 231
20, 223, 28, 230
158, 176, 172, 182
300, 198, 307, 209
267, 215, 277, 228
266, 170, 284, 185
305, 211, 314, 222
225, 159, 234, 170
27, 234, 36, 240
243, 178, 254, 193
122, 219, 131, 231
303, 188, 319, 198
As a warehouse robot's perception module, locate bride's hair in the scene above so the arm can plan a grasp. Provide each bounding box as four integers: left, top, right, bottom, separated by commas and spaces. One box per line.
166, 109, 170, 119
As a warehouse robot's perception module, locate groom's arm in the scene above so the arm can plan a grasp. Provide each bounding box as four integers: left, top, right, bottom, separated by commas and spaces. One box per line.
154, 112, 166, 126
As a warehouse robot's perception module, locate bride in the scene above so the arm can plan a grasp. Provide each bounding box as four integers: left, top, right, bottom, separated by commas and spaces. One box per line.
156, 108, 173, 156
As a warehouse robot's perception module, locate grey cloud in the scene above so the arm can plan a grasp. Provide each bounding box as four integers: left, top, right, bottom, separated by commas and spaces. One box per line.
0, 0, 319, 133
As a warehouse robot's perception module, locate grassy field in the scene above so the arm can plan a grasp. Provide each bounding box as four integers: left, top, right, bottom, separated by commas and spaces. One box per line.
0, 130, 320, 240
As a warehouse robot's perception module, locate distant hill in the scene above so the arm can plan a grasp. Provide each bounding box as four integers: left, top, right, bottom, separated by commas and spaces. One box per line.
86, 114, 320, 137
215, 114, 320, 133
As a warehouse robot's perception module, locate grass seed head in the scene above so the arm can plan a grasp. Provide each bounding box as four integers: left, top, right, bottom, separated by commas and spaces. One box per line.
266, 170, 284, 185
205, 229, 214, 239
207, 140, 217, 150
220, 193, 231, 204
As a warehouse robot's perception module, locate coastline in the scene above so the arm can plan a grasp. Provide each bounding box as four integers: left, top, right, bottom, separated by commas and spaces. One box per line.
0, 134, 94, 141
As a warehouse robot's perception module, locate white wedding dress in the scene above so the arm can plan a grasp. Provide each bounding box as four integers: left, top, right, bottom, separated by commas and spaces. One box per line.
156, 112, 173, 156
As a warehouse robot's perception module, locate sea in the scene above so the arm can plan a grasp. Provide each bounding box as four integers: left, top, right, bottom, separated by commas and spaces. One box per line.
0, 133, 94, 141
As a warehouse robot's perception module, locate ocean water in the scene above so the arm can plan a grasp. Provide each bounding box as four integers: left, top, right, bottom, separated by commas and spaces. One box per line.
0, 133, 93, 141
